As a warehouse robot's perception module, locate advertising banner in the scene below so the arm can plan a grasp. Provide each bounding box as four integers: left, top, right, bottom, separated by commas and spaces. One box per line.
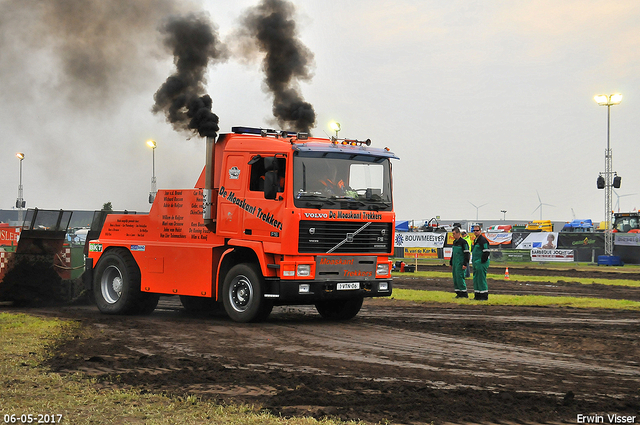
0, 224, 20, 247
557, 233, 603, 249
404, 247, 439, 258
515, 232, 558, 250
485, 232, 512, 245
394, 232, 446, 248
531, 249, 574, 262
614, 233, 640, 247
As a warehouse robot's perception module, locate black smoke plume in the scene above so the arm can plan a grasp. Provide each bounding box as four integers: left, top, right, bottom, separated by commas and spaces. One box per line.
152, 13, 228, 138
0, 0, 179, 106
239, 0, 316, 133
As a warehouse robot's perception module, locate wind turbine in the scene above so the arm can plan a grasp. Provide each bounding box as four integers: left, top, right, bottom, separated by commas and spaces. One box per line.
469, 201, 488, 221
532, 191, 554, 220
613, 189, 636, 212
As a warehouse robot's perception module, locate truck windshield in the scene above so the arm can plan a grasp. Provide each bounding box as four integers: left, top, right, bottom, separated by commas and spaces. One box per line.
293, 152, 392, 210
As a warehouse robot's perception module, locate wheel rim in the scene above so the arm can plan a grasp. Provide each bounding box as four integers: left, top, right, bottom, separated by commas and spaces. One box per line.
229, 274, 254, 313
101, 265, 123, 304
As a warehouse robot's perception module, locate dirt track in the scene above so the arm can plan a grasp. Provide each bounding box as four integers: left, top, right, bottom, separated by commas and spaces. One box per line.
4, 266, 640, 424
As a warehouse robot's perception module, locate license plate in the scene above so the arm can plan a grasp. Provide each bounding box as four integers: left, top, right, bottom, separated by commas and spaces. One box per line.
337, 282, 359, 290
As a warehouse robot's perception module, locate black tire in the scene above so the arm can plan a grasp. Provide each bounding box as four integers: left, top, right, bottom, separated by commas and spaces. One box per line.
315, 297, 364, 320
222, 263, 270, 323
93, 248, 149, 315
138, 293, 160, 315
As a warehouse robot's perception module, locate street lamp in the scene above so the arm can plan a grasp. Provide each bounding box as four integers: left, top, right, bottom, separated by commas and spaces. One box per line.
147, 140, 157, 203
15, 152, 25, 223
329, 122, 341, 138
501, 210, 507, 221
594, 93, 622, 257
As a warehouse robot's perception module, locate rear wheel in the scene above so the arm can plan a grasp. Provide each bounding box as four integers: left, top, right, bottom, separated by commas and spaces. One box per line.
315, 297, 363, 320
93, 248, 155, 315
222, 263, 270, 323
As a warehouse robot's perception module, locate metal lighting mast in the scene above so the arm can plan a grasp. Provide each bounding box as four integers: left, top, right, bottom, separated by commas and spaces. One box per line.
16, 152, 25, 223
594, 93, 622, 257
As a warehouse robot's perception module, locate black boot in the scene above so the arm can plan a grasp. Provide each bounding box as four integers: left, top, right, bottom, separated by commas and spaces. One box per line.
474, 292, 488, 301
455, 291, 469, 298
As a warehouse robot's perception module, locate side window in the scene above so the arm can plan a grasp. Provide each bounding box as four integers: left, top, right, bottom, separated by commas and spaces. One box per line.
249, 156, 286, 193
249, 158, 266, 192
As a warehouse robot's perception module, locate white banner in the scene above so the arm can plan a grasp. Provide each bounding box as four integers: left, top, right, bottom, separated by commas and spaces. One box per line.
615, 233, 640, 247
485, 232, 512, 245
515, 232, 558, 250
394, 231, 446, 248
531, 249, 574, 262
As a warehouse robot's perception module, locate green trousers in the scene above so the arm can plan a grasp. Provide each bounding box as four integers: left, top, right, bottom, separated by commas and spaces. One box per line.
472, 259, 489, 292
452, 264, 467, 291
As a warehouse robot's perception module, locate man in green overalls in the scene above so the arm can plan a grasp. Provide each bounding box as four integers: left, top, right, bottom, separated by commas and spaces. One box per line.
471, 225, 491, 300
449, 227, 469, 298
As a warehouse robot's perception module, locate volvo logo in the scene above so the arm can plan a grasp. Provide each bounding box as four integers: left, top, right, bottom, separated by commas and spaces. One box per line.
381, 229, 386, 235
309, 228, 316, 235
346, 233, 354, 242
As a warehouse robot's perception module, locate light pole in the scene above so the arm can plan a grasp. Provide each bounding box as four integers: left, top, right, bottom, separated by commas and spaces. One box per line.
147, 140, 157, 203
594, 93, 622, 257
501, 210, 507, 221
15, 152, 25, 223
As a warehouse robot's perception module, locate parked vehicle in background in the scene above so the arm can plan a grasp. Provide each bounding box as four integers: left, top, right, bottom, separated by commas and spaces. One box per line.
525, 220, 553, 232
561, 219, 595, 233
612, 212, 640, 233
486, 224, 512, 233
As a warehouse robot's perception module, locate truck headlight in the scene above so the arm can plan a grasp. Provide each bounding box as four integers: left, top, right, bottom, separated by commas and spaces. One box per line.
376, 263, 389, 276
297, 264, 311, 277
379, 282, 389, 291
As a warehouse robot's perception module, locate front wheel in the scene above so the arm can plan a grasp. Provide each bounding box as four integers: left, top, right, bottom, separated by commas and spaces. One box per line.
315, 297, 364, 320
222, 263, 271, 323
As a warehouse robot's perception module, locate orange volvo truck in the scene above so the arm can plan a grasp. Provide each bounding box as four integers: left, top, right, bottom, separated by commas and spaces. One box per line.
85, 127, 398, 322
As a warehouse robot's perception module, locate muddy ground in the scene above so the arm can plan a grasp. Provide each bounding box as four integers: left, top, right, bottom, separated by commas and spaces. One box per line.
3, 265, 640, 424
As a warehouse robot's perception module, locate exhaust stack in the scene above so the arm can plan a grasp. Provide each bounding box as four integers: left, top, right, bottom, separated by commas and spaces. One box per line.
203, 136, 216, 232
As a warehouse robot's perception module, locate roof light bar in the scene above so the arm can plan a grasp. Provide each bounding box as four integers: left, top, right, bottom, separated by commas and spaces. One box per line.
232, 126, 306, 139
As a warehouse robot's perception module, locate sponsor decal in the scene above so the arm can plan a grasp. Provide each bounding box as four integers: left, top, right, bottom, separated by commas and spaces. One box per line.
394, 231, 446, 248
305, 212, 328, 218
218, 186, 282, 231
615, 233, 640, 247
531, 249, 574, 262
89, 243, 103, 252
320, 257, 354, 265
343, 269, 372, 277
130, 245, 146, 252
404, 247, 438, 258
228, 166, 240, 179
571, 237, 597, 246
485, 232, 513, 245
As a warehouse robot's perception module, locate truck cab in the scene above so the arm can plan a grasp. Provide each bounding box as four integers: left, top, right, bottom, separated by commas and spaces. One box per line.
525, 220, 553, 232
612, 212, 640, 233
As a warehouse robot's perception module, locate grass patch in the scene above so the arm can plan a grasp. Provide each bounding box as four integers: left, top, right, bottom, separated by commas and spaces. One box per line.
393, 270, 640, 287
390, 288, 640, 310
0, 312, 366, 425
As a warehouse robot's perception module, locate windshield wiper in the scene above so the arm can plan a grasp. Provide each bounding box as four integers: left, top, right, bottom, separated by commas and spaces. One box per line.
366, 201, 392, 211
297, 193, 336, 207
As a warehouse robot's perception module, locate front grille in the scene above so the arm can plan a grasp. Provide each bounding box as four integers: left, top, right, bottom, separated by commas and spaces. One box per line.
299, 220, 392, 253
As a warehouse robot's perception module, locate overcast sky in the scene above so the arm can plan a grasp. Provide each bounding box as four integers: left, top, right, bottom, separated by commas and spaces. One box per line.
1, 0, 639, 225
